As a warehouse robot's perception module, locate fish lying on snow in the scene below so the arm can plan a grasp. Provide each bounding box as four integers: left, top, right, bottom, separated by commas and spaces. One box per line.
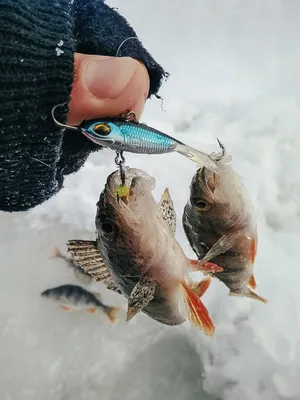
41, 284, 120, 323
67, 167, 219, 337
49, 246, 92, 285
182, 145, 267, 304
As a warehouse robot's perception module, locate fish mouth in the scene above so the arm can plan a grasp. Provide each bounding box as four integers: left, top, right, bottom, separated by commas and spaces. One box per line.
194, 167, 217, 195
106, 167, 156, 204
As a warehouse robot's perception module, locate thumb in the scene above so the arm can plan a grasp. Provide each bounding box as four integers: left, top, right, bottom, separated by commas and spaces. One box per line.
67, 53, 150, 125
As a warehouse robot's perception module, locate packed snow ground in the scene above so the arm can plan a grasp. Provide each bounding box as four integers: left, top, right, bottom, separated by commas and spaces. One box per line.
1, 1, 300, 399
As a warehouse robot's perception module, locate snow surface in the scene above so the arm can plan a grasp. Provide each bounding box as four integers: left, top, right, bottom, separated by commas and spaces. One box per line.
1, 1, 300, 399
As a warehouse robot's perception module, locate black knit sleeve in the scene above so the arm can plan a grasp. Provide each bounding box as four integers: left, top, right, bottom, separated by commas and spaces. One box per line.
0, 0, 167, 212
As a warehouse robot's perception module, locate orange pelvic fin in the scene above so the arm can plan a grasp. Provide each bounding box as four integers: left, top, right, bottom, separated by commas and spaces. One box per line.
180, 280, 215, 337
59, 305, 71, 311
190, 277, 212, 297
188, 259, 223, 273
105, 306, 121, 323
248, 274, 257, 290
87, 307, 97, 314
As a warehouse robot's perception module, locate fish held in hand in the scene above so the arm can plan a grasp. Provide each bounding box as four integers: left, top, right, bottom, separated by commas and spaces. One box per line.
182, 150, 267, 304
67, 167, 215, 337
41, 284, 120, 323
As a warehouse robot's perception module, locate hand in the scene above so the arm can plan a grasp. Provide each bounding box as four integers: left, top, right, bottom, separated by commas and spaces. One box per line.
67, 53, 150, 125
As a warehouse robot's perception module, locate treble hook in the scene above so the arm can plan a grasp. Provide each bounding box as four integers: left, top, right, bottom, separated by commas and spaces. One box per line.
115, 149, 126, 186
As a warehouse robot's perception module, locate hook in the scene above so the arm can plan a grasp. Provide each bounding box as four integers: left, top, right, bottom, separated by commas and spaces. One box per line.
115, 149, 126, 186
51, 103, 80, 131
120, 110, 137, 122
211, 138, 226, 161
216, 138, 226, 158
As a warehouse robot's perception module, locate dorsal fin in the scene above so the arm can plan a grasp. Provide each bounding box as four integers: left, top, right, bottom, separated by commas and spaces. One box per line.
67, 240, 122, 295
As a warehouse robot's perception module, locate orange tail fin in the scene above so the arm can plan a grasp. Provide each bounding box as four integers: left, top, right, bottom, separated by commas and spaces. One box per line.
188, 259, 223, 273
180, 281, 215, 337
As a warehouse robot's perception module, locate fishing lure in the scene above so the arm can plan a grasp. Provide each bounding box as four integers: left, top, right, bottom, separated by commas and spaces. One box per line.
51, 104, 218, 171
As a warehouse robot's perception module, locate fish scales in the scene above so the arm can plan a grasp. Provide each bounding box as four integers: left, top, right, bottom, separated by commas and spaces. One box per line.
182, 156, 267, 304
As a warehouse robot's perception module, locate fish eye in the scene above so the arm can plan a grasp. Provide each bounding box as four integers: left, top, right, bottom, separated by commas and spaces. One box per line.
192, 198, 210, 211
100, 220, 115, 234
92, 123, 111, 136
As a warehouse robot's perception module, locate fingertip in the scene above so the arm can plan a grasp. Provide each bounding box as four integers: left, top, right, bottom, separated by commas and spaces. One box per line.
67, 54, 149, 125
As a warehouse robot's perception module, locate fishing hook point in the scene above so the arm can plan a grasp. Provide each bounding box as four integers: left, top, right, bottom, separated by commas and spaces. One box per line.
51, 103, 79, 131
215, 138, 226, 161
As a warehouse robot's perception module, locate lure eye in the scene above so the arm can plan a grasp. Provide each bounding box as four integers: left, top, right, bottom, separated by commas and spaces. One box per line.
92, 123, 111, 136
192, 198, 210, 211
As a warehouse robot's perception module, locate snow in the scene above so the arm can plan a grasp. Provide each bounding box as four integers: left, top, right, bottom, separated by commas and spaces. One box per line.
55, 47, 64, 56
1, 1, 300, 399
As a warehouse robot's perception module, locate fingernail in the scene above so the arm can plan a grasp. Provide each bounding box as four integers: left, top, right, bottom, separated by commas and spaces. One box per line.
85, 58, 116, 98
85, 58, 134, 99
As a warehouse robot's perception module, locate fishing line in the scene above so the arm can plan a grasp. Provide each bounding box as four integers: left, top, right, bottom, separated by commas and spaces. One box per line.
115, 37, 168, 112
115, 37, 141, 57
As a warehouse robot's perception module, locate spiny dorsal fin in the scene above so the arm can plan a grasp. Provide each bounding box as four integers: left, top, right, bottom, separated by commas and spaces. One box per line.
67, 240, 122, 295
158, 188, 176, 236
126, 276, 156, 322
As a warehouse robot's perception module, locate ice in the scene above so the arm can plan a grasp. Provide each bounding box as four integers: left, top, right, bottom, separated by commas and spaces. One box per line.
1, 1, 300, 399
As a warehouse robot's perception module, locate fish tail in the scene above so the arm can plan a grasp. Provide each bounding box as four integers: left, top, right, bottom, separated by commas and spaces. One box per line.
175, 143, 218, 172
49, 246, 62, 260
104, 306, 121, 323
180, 280, 215, 337
229, 289, 268, 304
